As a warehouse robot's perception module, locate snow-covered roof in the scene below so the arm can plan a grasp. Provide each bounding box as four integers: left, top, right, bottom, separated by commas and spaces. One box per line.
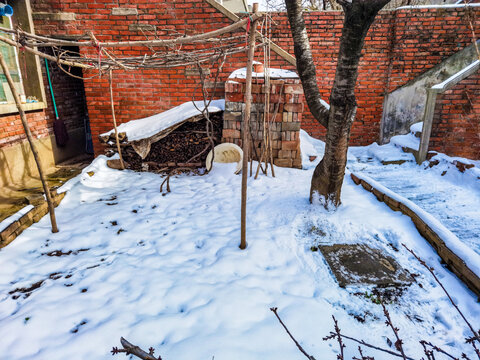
101, 100, 225, 142
228, 67, 298, 80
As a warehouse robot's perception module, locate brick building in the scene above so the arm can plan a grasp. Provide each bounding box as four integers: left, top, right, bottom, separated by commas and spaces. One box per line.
0, 0, 479, 189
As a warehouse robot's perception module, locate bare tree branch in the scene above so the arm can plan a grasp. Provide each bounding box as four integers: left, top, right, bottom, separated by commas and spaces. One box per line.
324, 331, 416, 360
380, 300, 408, 360
421, 340, 461, 360
270, 307, 317, 360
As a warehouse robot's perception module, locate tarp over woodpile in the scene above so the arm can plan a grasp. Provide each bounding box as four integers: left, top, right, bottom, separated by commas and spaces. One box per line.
99, 100, 225, 159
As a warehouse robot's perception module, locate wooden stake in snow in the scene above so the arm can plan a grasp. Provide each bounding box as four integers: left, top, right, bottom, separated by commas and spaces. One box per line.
108, 69, 125, 170
240, 3, 259, 250
0, 53, 59, 233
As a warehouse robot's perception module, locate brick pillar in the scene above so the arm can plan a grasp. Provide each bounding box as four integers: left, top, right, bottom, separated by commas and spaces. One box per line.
222, 71, 304, 169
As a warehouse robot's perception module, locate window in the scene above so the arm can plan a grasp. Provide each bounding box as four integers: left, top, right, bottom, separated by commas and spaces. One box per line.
0, 15, 24, 104
0, 0, 46, 114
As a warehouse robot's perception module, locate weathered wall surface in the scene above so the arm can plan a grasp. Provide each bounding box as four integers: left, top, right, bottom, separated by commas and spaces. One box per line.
0, 55, 89, 188
4, 1, 479, 155
429, 70, 480, 159
380, 41, 480, 144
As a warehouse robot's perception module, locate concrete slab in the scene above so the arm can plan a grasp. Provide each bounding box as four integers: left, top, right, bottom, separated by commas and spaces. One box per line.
319, 244, 411, 288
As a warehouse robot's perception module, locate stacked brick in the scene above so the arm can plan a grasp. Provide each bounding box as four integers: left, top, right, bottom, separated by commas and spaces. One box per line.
222, 73, 304, 169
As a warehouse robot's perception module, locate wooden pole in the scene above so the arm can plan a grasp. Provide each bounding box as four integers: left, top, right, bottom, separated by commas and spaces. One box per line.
108, 69, 125, 169
0, 14, 263, 49
0, 53, 59, 233
240, 3, 259, 250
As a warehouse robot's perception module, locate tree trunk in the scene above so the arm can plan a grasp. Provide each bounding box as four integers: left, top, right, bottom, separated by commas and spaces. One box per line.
286, 0, 390, 208
285, 0, 329, 128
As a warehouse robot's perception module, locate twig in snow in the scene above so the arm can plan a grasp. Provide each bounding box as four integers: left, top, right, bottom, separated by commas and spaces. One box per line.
402, 244, 480, 359
270, 307, 317, 360
420, 340, 461, 360
160, 167, 195, 194
352, 346, 375, 360
111, 337, 161, 360
330, 316, 346, 360
420, 340, 436, 360
324, 331, 415, 360
380, 300, 408, 360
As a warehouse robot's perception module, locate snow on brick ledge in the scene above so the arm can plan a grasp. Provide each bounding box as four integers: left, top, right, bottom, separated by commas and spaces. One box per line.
351, 171, 480, 298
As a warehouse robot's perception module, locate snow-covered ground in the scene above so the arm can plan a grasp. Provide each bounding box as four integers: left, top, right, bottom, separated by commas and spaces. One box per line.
346, 133, 480, 255
0, 132, 479, 360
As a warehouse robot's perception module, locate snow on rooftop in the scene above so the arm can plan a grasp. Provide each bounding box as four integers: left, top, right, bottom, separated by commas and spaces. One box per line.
228, 67, 298, 79
101, 100, 225, 142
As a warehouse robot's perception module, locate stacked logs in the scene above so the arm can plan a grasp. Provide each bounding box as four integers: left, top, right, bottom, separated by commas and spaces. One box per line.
101, 112, 223, 172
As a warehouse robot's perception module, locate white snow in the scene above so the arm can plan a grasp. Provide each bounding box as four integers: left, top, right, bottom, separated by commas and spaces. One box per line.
353, 172, 480, 277
228, 67, 299, 79
100, 100, 225, 142
0, 131, 478, 360
390, 131, 420, 151
410, 121, 423, 133
300, 129, 324, 169
348, 134, 480, 255
364, 142, 415, 163
320, 98, 330, 110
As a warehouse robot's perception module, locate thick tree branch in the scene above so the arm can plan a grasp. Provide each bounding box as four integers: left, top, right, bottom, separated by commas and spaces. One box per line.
285, 0, 330, 128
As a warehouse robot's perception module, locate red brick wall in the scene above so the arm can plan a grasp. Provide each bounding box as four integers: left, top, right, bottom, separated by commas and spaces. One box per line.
269, 8, 479, 144
31, 0, 261, 154
0, 110, 48, 147
3, 1, 477, 155
43, 50, 89, 132
0, 51, 88, 148
429, 70, 480, 159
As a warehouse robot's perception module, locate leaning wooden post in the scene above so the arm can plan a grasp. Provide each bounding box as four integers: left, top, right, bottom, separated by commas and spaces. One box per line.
240, 3, 259, 250
108, 69, 125, 170
0, 53, 59, 232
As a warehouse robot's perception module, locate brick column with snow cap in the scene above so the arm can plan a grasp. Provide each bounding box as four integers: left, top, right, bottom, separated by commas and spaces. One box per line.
222, 64, 304, 169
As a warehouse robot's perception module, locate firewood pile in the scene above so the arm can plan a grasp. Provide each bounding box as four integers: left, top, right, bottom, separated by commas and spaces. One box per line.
100, 112, 223, 172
